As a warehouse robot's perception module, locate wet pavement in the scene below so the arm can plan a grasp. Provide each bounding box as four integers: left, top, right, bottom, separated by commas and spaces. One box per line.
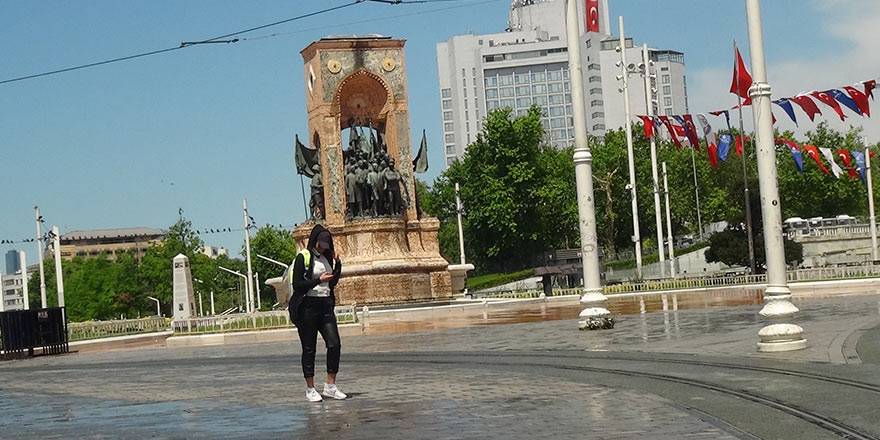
1, 290, 880, 439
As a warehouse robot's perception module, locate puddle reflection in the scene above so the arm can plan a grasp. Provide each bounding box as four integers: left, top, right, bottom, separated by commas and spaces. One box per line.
359, 289, 764, 336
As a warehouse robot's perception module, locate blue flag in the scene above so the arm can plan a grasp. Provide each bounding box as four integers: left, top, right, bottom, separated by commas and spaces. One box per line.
773, 98, 798, 126
828, 89, 863, 116
717, 134, 733, 161
852, 150, 867, 183
789, 146, 804, 173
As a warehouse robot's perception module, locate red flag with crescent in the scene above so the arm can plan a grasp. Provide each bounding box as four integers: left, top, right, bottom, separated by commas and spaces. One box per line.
836, 149, 859, 179
803, 144, 830, 175
637, 115, 655, 138
585, 0, 600, 33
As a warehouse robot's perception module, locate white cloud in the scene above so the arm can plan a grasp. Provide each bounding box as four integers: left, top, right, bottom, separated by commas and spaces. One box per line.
687, 0, 880, 141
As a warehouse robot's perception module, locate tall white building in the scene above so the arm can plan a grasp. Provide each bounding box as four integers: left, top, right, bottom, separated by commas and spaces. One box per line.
436, 0, 688, 168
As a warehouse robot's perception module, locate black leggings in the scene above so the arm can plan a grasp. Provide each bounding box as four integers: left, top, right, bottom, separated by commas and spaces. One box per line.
296, 296, 341, 379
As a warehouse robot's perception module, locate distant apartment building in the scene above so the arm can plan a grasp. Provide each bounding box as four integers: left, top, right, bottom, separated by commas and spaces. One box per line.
436, 0, 688, 167
0, 270, 29, 311
201, 245, 229, 259
59, 227, 165, 260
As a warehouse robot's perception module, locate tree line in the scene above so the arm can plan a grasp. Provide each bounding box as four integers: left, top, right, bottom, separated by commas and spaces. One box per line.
28, 219, 297, 322
420, 106, 873, 274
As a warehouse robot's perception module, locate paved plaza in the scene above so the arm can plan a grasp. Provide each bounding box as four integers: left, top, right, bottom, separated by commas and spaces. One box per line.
2, 291, 880, 439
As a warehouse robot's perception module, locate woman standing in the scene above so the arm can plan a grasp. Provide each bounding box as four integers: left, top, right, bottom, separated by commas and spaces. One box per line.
289, 224, 346, 402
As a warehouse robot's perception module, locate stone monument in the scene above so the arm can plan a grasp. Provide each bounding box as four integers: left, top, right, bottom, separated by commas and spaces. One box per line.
291, 36, 452, 305
172, 254, 196, 321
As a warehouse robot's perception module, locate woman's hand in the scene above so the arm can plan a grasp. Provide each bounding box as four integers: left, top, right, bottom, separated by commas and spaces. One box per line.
319, 272, 335, 282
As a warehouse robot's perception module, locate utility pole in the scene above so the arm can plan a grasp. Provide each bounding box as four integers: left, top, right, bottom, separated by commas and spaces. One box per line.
616, 16, 642, 279
663, 162, 676, 278
34, 206, 47, 308
641, 44, 665, 277
745, 0, 805, 352
255, 272, 261, 311
51, 226, 65, 307
242, 199, 255, 314
866, 138, 878, 261
566, 0, 610, 328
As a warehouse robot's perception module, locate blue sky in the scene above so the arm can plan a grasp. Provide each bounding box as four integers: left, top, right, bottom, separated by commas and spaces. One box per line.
1, 0, 876, 257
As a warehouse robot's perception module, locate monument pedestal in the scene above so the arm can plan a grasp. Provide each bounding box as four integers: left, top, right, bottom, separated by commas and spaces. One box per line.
294, 217, 452, 305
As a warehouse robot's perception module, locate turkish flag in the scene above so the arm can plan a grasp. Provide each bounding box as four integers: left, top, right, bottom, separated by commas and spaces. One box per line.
791, 94, 823, 121
707, 143, 719, 168
836, 148, 859, 179
803, 144, 830, 175
729, 47, 753, 101
637, 115, 655, 138
585, 0, 600, 33
811, 91, 847, 121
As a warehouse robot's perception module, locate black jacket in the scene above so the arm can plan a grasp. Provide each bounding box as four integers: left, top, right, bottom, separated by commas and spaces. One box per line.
288, 224, 342, 326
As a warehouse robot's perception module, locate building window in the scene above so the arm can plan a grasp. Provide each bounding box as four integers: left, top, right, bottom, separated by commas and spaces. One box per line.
550, 118, 565, 128
664, 97, 673, 106
565, 94, 572, 103
499, 75, 514, 86
564, 82, 570, 92
662, 74, 671, 84
441, 88, 451, 99
589, 87, 602, 95
443, 111, 453, 121
445, 133, 455, 143
444, 122, 454, 132
592, 124, 606, 131
548, 83, 563, 93
568, 128, 575, 138
551, 129, 567, 140
533, 95, 548, 105
532, 84, 546, 94
500, 87, 515, 98
467, 133, 471, 143
589, 75, 601, 83
465, 110, 469, 119
447, 156, 455, 166
516, 97, 531, 108
661, 66, 669, 71
563, 69, 569, 80
531, 71, 546, 82
485, 77, 497, 87
486, 88, 498, 99
442, 100, 452, 110
466, 121, 470, 132
446, 145, 456, 154
548, 70, 563, 81
591, 112, 605, 119
487, 100, 499, 110
499, 99, 515, 108
516, 85, 530, 96
464, 99, 468, 109
463, 87, 467, 98
549, 106, 565, 117
590, 99, 603, 107
549, 94, 564, 105
565, 105, 572, 115
515, 73, 530, 84
665, 107, 673, 114
663, 85, 671, 95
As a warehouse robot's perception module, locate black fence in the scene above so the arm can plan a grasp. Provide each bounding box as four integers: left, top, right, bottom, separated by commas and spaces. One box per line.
0, 308, 69, 360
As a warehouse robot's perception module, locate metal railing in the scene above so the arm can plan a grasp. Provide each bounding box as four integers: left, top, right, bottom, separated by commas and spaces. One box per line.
171, 305, 358, 335
68, 316, 169, 342
475, 264, 880, 298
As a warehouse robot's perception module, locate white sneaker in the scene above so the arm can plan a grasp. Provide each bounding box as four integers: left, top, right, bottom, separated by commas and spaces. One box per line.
322, 383, 347, 400
305, 388, 323, 402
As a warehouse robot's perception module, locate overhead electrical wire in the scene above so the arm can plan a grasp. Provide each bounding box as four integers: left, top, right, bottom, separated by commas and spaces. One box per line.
0, 1, 364, 85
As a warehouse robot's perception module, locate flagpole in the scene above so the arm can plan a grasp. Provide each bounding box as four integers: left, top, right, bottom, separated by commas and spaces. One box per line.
689, 147, 703, 242
745, 0, 804, 352
663, 162, 676, 278
565, 0, 610, 329
299, 175, 309, 221
735, 40, 757, 274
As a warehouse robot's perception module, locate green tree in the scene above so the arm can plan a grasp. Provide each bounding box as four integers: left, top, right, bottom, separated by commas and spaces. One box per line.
246, 225, 298, 309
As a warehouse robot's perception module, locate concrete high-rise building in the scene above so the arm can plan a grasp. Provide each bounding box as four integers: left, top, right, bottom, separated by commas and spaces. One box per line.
436, 0, 688, 168
5, 249, 20, 275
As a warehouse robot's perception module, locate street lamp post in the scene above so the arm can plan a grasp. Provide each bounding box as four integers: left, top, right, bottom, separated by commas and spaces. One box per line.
19, 251, 29, 310
565, 0, 611, 329
640, 43, 665, 277
51, 226, 65, 308
745, 0, 805, 352
219, 266, 248, 313
147, 296, 161, 317
615, 16, 643, 280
